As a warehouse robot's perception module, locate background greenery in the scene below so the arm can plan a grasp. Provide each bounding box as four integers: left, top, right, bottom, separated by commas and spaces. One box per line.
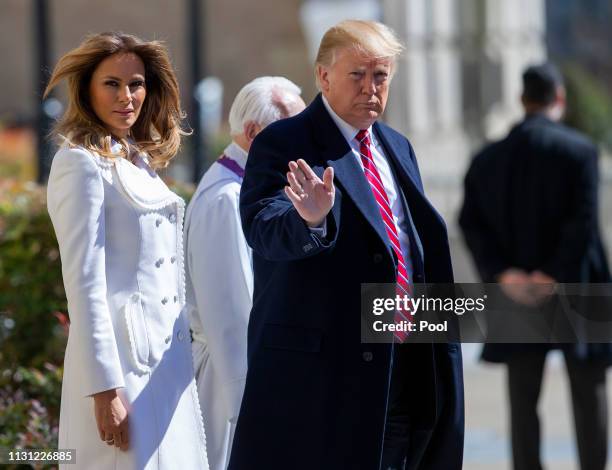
563, 63, 612, 152
0, 179, 66, 469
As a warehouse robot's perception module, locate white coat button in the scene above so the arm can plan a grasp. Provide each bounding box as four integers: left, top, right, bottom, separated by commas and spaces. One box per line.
165, 335, 171, 344
170, 256, 177, 264
155, 257, 165, 268
156, 218, 163, 227
169, 213, 176, 223
177, 330, 186, 341
161, 297, 169, 305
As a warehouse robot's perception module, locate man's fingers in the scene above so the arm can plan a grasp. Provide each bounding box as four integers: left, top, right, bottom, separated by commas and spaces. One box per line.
322, 167, 335, 192
297, 159, 318, 181
287, 171, 304, 194
285, 186, 302, 206
288, 160, 306, 182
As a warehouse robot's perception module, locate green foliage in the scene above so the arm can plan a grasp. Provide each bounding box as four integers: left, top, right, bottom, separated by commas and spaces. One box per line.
0, 179, 67, 454
0, 364, 62, 449
0, 180, 68, 369
208, 132, 232, 164
563, 63, 612, 152
165, 179, 196, 206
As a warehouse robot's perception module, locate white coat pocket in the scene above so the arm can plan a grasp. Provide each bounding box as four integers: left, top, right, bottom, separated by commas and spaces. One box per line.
123, 292, 152, 373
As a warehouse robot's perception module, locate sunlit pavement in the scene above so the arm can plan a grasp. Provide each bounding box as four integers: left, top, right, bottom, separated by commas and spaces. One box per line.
462, 344, 612, 470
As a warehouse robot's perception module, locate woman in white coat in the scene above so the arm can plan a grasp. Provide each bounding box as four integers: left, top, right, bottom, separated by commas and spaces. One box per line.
45, 32, 209, 470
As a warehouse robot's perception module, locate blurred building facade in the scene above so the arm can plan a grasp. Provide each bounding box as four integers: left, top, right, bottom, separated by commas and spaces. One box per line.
382, 0, 547, 280
1, 0, 610, 277
0, 0, 313, 128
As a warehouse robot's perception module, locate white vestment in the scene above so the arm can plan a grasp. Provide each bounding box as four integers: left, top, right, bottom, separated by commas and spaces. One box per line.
184, 142, 253, 470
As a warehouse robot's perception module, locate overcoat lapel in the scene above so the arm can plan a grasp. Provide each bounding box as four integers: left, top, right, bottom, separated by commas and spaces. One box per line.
306, 95, 394, 259
374, 122, 447, 228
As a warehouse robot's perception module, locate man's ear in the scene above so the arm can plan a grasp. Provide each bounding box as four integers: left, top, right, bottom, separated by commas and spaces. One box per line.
244, 121, 262, 143
317, 64, 330, 92
555, 85, 566, 108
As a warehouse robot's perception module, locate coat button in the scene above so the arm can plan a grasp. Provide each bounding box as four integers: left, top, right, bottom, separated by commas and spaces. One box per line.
373, 253, 383, 263
174, 295, 178, 303
170, 256, 177, 264
177, 330, 185, 342
155, 257, 165, 267
169, 213, 176, 223
362, 351, 373, 362
165, 335, 171, 344
156, 218, 163, 227
161, 297, 169, 305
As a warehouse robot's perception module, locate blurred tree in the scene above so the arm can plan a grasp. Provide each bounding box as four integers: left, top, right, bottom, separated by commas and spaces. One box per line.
0, 180, 67, 369
0, 179, 66, 456
563, 63, 612, 152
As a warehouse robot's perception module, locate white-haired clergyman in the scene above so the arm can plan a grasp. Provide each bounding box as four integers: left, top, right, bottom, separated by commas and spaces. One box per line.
183, 76, 305, 470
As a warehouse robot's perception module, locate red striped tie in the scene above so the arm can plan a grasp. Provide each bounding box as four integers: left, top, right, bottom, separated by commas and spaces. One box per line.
356, 129, 412, 342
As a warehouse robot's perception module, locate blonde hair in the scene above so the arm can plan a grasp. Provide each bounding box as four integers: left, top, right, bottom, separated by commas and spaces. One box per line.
44, 32, 189, 169
315, 20, 404, 89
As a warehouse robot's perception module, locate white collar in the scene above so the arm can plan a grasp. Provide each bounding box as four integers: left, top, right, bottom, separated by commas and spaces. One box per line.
223, 141, 248, 169
321, 95, 373, 145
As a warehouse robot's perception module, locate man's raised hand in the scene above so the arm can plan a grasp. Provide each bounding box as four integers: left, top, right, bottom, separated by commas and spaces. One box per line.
284, 159, 335, 228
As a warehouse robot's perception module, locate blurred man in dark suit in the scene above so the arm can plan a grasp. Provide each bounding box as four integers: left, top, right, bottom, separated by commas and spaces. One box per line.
459, 63, 611, 470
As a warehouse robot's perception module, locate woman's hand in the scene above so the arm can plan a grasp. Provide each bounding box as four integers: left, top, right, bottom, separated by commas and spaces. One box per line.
93, 388, 129, 451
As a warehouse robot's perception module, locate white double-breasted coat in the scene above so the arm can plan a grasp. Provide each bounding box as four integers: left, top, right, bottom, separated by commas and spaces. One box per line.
184, 142, 253, 470
47, 142, 209, 470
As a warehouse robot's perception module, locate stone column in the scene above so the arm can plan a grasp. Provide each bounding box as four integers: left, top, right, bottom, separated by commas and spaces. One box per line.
382, 0, 547, 281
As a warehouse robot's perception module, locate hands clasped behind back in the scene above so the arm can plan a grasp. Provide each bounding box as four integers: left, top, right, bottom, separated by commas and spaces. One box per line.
284, 159, 335, 228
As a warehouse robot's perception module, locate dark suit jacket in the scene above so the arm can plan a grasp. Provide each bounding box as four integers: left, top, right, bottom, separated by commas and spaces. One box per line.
229, 94, 464, 470
459, 113, 611, 362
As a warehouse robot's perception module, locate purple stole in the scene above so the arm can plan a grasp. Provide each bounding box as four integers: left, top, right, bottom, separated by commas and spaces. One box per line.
217, 154, 245, 179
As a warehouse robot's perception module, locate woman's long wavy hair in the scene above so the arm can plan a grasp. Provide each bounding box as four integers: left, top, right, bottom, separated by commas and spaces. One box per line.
44, 32, 189, 169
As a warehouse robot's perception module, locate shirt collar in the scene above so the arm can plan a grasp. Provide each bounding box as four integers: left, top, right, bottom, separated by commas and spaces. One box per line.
223, 141, 248, 169
321, 95, 373, 145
